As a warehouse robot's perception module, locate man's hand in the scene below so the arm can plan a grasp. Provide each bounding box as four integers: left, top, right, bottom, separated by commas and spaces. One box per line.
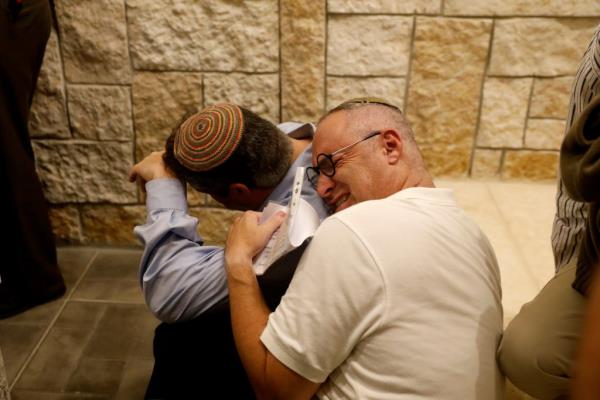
128, 151, 176, 192
225, 210, 320, 400
225, 210, 287, 273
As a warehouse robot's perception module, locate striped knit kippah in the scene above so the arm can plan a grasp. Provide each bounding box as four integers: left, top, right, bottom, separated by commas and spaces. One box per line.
174, 103, 244, 171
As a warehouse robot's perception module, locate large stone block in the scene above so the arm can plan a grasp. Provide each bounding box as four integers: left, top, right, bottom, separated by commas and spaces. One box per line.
281, 0, 325, 122
81, 205, 146, 245
329, 0, 440, 13
420, 144, 472, 178
525, 119, 565, 150
406, 17, 492, 176
187, 188, 206, 208
503, 150, 558, 180
49, 205, 83, 244
32, 140, 137, 203
445, 0, 600, 16
67, 85, 133, 141
327, 15, 413, 76
189, 207, 241, 246
127, 0, 278, 72
489, 19, 599, 77
327, 77, 406, 111
54, 0, 131, 84
471, 149, 502, 178
30, 29, 69, 138
477, 78, 532, 148
204, 73, 279, 123
530, 77, 573, 119
132, 72, 203, 161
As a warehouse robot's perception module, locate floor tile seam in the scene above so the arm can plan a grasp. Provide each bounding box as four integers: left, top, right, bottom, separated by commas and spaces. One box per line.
484, 182, 542, 289
69, 356, 130, 364
68, 299, 146, 305
75, 277, 139, 282
56, 329, 112, 394
13, 305, 106, 391
62, 358, 126, 398
59, 246, 139, 252
80, 349, 154, 364
0, 320, 57, 327
9, 250, 100, 392
11, 389, 109, 399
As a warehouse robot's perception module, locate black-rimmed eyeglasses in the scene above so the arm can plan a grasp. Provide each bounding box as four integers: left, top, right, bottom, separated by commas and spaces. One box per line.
306, 131, 381, 189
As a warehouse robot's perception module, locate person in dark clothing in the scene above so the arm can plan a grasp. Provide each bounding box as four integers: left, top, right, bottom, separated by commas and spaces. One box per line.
0, 0, 65, 319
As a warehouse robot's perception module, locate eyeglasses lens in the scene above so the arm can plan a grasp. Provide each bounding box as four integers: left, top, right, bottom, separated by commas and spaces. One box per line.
306, 167, 319, 188
317, 155, 335, 176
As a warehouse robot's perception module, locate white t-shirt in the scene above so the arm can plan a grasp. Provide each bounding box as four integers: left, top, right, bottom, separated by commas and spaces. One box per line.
261, 187, 503, 399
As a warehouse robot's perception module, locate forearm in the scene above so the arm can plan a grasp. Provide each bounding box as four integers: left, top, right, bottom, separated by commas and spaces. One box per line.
225, 210, 318, 399
572, 265, 600, 399
227, 256, 273, 399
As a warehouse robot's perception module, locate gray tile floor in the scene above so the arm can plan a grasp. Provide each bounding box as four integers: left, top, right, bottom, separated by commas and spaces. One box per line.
0, 248, 157, 399
1, 179, 558, 399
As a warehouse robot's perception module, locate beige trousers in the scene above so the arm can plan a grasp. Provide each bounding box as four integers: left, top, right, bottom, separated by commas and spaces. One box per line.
498, 260, 586, 399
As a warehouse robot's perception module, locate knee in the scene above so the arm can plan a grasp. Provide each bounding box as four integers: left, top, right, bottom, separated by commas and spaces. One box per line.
498, 321, 570, 399
498, 320, 540, 380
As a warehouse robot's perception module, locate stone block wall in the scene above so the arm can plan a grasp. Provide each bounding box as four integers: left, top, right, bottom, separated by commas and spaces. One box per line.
30, 0, 600, 245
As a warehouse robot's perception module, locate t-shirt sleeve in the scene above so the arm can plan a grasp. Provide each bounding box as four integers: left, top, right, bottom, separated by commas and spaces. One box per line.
260, 217, 386, 383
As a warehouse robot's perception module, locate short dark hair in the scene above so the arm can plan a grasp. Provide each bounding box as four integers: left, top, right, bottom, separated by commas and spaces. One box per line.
164, 106, 292, 196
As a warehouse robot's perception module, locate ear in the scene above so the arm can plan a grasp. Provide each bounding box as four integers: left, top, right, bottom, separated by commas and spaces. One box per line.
227, 183, 251, 202
380, 129, 402, 165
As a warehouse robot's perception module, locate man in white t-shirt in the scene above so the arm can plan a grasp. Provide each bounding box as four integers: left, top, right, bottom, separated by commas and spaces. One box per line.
224, 98, 504, 399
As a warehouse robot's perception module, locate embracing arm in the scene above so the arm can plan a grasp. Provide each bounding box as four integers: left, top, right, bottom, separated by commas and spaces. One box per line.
130, 152, 230, 322
225, 211, 320, 400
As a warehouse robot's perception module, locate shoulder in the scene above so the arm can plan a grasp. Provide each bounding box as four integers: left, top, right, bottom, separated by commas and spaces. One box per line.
329, 191, 444, 231
277, 122, 315, 138
300, 215, 382, 282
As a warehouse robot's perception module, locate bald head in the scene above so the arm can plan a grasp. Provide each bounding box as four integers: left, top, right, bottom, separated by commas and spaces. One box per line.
312, 99, 433, 212
317, 101, 424, 169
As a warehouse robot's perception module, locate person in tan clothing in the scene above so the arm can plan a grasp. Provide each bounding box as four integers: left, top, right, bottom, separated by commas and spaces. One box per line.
498, 26, 600, 399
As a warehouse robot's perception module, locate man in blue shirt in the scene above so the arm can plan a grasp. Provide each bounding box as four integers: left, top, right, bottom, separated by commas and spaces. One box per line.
129, 103, 329, 398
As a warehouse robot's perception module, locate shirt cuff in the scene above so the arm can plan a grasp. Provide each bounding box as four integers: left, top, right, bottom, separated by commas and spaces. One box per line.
146, 179, 188, 212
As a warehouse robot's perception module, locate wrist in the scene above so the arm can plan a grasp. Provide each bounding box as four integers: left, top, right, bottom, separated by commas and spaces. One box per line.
152, 168, 176, 181
225, 253, 255, 284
